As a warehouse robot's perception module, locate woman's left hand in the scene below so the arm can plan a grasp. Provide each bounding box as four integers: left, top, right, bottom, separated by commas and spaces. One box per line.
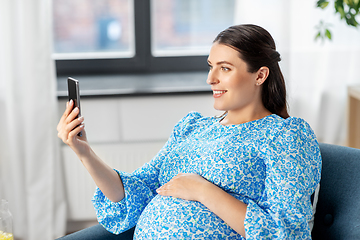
156, 173, 210, 202
157, 172, 247, 237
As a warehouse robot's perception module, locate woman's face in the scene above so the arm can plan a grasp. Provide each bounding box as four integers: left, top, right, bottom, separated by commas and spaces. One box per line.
206, 42, 262, 114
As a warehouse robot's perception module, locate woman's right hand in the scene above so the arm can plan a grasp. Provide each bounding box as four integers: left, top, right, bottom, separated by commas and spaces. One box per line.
57, 100, 89, 158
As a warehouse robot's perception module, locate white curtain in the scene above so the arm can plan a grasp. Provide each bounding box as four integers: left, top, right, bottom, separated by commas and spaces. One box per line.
0, 0, 66, 239
234, 0, 360, 145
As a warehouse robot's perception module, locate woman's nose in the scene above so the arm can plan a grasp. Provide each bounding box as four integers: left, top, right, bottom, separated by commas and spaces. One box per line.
206, 71, 219, 85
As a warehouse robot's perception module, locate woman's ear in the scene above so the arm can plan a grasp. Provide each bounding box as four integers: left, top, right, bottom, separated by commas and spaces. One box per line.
255, 67, 269, 85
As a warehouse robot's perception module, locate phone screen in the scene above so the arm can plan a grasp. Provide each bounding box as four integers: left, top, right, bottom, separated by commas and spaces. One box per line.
67, 77, 82, 136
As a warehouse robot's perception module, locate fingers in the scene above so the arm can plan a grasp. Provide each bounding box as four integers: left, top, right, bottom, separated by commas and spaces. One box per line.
156, 174, 184, 196
156, 183, 173, 196
57, 100, 85, 144
68, 123, 85, 139
57, 100, 75, 131
157, 173, 188, 193
65, 106, 80, 126
61, 100, 73, 119
156, 173, 207, 201
64, 115, 84, 133
64, 99, 74, 117
58, 120, 85, 144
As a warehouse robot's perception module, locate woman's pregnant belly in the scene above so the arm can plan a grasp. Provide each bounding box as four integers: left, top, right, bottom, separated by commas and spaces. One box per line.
133, 195, 243, 239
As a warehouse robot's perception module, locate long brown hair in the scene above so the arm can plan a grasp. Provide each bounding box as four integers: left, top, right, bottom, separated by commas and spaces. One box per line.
213, 24, 289, 119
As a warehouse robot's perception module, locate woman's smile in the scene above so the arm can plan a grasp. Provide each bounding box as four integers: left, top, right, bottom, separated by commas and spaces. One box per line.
212, 90, 227, 98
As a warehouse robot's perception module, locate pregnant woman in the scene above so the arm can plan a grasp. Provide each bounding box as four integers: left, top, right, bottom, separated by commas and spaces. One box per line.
57, 24, 321, 239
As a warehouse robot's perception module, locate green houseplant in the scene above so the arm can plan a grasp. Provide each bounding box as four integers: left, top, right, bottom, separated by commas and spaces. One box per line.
316, 0, 360, 41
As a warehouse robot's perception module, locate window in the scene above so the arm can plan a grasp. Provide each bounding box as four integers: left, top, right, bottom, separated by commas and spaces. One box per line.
152, 0, 235, 56
53, 0, 235, 76
53, 0, 135, 59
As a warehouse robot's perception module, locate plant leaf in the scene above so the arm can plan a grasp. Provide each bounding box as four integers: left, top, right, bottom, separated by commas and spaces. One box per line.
335, 0, 346, 17
320, 1, 330, 8
325, 29, 332, 39
317, 0, 329, 8
346, 14, 359, 26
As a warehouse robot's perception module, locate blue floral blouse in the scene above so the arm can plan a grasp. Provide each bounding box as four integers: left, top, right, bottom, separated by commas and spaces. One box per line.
92, 112, 321, 239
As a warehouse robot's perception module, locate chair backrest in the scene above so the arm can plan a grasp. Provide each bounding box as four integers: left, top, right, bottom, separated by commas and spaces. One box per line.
312, 143, 360, 239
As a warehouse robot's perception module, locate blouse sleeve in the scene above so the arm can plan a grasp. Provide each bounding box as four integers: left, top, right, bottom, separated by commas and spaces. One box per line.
91, 111, 203, 234
244, 117, 322, 239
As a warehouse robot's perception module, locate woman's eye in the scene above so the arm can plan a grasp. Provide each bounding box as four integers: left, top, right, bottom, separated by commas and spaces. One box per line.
221, 66, 230, 71
208, 65, 213, 70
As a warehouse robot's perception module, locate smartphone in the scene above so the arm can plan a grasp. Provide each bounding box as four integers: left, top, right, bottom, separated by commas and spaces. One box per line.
67, 77, 82, 136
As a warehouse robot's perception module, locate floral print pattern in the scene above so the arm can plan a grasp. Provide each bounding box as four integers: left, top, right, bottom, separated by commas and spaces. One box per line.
92, 112, 321, 239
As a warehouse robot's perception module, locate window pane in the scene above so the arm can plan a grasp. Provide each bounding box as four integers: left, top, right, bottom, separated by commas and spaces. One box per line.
53, 0, 134, 59
151, 0, 235, 57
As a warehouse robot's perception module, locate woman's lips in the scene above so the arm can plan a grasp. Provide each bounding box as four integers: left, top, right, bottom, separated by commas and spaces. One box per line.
213, 90, 227, 98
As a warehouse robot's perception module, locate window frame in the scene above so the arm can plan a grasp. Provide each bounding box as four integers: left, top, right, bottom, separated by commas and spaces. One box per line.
55, 0, 208, 76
